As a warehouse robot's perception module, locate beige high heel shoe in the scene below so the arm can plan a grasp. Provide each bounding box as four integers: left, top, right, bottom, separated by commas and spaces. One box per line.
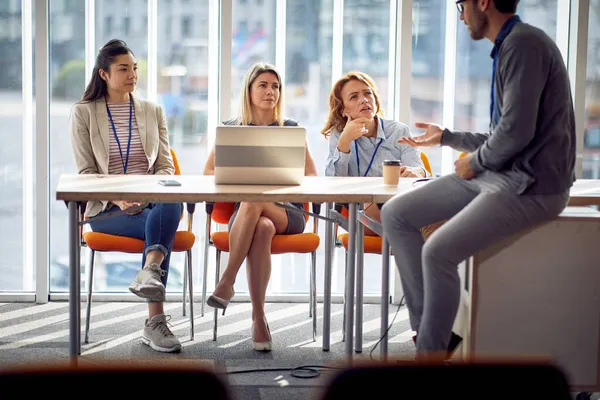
206, 288, 235, 315
252, 317, 272, 352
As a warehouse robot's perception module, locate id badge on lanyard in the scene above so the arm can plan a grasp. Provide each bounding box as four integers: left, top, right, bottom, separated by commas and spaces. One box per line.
355, 119, 384, 177
106, 96, 133, 173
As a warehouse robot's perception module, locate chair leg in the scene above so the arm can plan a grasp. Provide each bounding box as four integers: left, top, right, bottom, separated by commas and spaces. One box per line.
186, 249, 194, 340
309, 265, 313, 319
342, 250, 348, 343
182, 253, 188, 317
84, 248, 95, 344
202, 225, 211, 318
213, 249, 221, 341
311, 250, 317, 342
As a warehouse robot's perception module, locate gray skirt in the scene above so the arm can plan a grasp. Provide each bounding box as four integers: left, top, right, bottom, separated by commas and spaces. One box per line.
228, 202, 306, 234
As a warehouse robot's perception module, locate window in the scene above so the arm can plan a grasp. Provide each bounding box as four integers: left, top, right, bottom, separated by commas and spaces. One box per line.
584, 0, 600, 178
231, 0, 276, 115
181, 16, 191, 37
123, 17, 131, 35
95, 1, 148, 96
49, 1, 86, 292
412, 0, 446, 175
104, 15, 113, 32
285, 0, 332, 159
342, 0, 391, 114
0, 0, 24, 290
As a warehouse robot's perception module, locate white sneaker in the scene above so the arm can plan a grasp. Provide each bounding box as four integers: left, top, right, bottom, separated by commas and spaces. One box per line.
129, 263, 166, 302
142, 314, 181, 353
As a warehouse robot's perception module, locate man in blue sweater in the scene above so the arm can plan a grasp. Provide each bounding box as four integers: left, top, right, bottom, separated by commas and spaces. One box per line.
381, 0, 575, 361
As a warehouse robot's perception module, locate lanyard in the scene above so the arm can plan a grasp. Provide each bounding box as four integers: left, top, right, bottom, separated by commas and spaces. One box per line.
106, 96, 133, 174
489, 53, 498, 132
355, 119, 384, 177
489, 15, 521, 132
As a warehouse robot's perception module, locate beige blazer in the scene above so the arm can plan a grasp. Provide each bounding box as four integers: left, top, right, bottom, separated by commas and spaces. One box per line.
70, 94, 174, 218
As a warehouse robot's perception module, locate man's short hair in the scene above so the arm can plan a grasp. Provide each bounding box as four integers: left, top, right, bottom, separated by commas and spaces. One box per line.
493, 0, 520, 13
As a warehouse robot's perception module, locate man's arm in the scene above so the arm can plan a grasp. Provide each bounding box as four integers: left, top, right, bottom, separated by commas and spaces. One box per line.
440, 128, 490, 153
469, 38, 548, 174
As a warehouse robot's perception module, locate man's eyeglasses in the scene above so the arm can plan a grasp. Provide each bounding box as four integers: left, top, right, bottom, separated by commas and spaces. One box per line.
456, 0, 467, 14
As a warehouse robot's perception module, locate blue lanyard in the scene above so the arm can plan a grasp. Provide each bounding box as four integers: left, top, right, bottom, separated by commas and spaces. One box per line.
355, 119, 384, 177
106, 96, 133, 174
489, 53, 498, 132
489, 15, 521, 132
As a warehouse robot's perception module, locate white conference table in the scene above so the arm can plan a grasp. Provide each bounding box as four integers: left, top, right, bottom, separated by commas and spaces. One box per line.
55, 173, 407, 362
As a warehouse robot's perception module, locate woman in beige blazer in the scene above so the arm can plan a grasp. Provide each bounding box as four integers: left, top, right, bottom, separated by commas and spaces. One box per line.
70, 39, 183, 353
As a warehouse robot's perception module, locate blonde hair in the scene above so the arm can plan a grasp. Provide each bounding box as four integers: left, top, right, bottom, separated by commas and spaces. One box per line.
235, 62, 284, 126
321, 71, 383, 138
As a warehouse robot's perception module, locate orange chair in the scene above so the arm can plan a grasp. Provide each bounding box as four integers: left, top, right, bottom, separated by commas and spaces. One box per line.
335, 151, 434, 341
201, 202, 321, 341
82, 148, 197, 344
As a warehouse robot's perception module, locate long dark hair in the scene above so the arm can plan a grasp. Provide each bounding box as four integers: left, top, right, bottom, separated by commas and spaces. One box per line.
80, 39, 134, 103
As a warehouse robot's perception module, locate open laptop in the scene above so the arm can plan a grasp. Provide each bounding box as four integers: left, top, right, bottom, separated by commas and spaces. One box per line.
214, 125, 306, 185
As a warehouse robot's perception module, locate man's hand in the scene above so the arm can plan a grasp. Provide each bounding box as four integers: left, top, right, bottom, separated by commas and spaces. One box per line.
399, 122, 444, 147
337, 114, 371, 153
399, 166, 426, 178
454, 154, 476, 180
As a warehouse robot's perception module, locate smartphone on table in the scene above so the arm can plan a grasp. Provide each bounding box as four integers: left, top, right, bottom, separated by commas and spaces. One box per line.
158, 179, 182, 187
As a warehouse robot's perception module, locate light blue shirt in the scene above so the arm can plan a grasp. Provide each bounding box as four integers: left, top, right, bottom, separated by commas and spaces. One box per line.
326, 117, 427, 177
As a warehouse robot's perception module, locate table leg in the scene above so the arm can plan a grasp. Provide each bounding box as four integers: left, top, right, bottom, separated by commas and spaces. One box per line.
345, 203, 357, 358
68, 201, 81, 362
380, 235, 390, 360
354, 204, 364, 353
323, 202, 333, 351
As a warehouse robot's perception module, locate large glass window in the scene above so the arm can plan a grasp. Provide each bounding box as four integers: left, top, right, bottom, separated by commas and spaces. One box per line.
157, 0, 210, 294
157, 0, 209, 170
584, 0, 600, 178
95, 0, 148, 96
0, 0, 24, 290
342, 0, 391, 114
453, 1, 559, 162
49, 0, 86, 292
412, 0, 446, 175
230, 0, 276, 117
286, 0, 332, 175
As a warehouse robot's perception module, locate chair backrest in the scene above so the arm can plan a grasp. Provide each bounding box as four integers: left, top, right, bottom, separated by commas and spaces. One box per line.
419, 151, 432, 175
212, 203, 236, 224
170, 148, 181, 175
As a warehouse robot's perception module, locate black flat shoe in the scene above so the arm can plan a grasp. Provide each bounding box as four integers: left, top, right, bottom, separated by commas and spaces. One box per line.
412, 332, 463, 360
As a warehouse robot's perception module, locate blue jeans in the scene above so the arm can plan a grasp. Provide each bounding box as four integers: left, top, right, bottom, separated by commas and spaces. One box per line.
88, 202, 183, 286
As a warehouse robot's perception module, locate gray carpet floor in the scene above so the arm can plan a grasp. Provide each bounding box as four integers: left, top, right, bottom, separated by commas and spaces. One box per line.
0, 301, 416, 400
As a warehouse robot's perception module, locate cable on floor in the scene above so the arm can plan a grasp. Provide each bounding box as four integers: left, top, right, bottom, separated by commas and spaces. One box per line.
368, 295, 406, 361
219, 297, 406, 378
219, 364, 341, 379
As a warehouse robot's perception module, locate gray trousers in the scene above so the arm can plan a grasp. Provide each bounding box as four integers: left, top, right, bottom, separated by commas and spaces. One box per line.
380, 171, 569, 354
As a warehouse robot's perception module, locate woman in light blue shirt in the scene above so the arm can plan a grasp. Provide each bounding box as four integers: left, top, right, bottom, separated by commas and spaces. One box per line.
322, 71, 427, 235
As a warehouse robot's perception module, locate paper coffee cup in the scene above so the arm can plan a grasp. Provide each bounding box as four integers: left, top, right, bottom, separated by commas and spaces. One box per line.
383, 160, 401, 185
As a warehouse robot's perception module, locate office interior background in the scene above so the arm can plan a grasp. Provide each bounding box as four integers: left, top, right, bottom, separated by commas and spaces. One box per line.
0, 0, 598, 304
